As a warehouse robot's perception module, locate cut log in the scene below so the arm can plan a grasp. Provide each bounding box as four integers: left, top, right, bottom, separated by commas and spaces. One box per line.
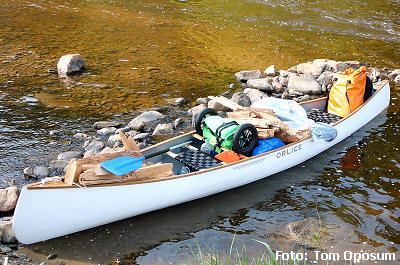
119, 131, 141, 152
64, 159, 82, 185
256, 128, 276, 139
79, 150, 140, 165
79, 163, 174, 186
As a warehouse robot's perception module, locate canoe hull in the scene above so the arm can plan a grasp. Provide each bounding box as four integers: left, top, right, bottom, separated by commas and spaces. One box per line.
13, 82, 390, 244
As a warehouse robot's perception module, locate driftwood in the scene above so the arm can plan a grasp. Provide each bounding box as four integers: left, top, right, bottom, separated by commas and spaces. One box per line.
79, 163, 174, 186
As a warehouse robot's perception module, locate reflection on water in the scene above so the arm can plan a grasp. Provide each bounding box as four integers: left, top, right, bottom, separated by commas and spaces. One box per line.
0, 0, 399, 264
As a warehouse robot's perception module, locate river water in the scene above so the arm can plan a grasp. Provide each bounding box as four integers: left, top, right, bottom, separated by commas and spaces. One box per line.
0, 0, 399, 264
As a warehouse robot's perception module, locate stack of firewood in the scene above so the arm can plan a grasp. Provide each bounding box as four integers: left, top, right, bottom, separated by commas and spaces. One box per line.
209, 96, 310, 143
64, 132, 173, 186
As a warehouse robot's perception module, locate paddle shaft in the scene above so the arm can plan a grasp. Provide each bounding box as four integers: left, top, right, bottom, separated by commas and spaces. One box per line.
144, 141, 192, 160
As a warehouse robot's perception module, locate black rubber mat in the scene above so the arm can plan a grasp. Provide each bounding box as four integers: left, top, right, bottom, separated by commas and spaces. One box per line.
307, 109, 342, 124
176, 149, 222, 171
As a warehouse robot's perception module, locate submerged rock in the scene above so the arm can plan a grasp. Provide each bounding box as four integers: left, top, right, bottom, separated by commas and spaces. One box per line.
246, 78, 274, 92
152, 123, 174, 135
231, 92, 251, 107
288, 74, 322, 95
128, 111, 164, 130
57, 151, 82, 160
57, 54, 85, 76
234, 70, 262, 82
93, 121, 123, 129
0, 186, 19, 212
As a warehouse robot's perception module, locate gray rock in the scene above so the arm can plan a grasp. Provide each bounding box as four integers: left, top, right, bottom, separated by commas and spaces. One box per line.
279, 76, 289, 87
73, 132, 90, 140
208, 99, 229, 111
272, 80, 284, 93
115, 126, 131, 134
243, 88, 266, 104
189, 104, 207, 127
49, 160, 68, 170
152, 123, 174, 135
49, 130, 59, 136
33, 166, 49, 178
388, 69, 400, 80
246, 78, 274, 92
196, 97, 210, 105
370, 68, 381, 82
344, 60, 361, 69
395, 75, 400, 85
174, 97, 187, 105
174, 117, 184, 128
0, 220, 16, 243
128, 111, 164, 130
296, 63, 324, 77
0, 186, 19, 212
20, 96, 38, 103
279, 70, 290, 78
57, 54, 85, 76
108, 134, 121, 145
84, 139, 104, 154
97, 127, 117, 136
0, 244, 11, 253
57, 151, 82, 160
93, 121, 124, 129
287, 66, 297, 73
234, 70, 262, 82
231, 92, 251, 107
288, 74, 322, 95
133, 133, 150, 141
317, 71, 334, 87
264, 65, 276, 76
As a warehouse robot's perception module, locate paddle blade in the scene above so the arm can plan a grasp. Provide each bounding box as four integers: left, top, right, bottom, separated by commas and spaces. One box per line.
100, 156, 145, 176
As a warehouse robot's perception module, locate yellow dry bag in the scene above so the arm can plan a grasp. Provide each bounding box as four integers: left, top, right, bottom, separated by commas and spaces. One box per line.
327, 66, 367, 117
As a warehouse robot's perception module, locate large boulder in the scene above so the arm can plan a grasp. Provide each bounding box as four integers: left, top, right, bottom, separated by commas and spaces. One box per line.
152, 123, 174, 135
296, 63, 324, 77
288, 74, 322, 95
128, 111, 164, 130
57, 54, 85, 76
93, 121, 124, 129
246, 78, 274, 92
0, 186, 19, 212
317, 71, 334, 87
234, 70, 262, 82
57, 151, 82, 160
231, 92, 251, 107
243, 88, 266, 104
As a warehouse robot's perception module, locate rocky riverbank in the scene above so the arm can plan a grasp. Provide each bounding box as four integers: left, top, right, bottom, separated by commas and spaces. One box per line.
1, 57, 399, 264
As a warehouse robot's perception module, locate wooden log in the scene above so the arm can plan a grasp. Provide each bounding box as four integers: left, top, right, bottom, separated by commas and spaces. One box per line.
64, 159, 83, 185
119, 131, 141, 152
79, 150, 140, 165
79, 163, 174, 186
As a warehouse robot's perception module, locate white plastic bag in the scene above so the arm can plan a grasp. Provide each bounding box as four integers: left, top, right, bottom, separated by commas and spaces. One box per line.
251, 97, 314, 129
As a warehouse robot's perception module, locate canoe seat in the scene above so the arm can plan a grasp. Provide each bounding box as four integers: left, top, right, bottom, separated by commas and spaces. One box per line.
175, 149, 222, 172
307, 109, 341, 124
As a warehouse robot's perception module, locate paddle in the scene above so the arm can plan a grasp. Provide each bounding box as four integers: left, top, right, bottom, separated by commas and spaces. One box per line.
100, 132, 191, 176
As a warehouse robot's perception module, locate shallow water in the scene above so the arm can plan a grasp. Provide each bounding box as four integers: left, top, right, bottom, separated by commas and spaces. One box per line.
1, 0, 399, 264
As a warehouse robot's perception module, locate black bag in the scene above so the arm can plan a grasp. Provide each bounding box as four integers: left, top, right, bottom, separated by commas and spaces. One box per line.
364, 76, 374, 101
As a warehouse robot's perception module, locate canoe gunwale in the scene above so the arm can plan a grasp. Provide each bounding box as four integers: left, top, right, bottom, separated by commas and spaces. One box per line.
26, 81, 389, 190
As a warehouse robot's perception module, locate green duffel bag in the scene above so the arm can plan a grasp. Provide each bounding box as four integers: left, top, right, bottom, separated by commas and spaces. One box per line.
203, 115, 239, 151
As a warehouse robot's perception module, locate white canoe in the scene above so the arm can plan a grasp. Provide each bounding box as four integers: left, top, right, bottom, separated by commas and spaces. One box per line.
13, 81, 390, 244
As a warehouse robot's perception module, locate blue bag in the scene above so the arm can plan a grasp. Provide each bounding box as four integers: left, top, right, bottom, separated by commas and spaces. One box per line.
252, 137, 285, 156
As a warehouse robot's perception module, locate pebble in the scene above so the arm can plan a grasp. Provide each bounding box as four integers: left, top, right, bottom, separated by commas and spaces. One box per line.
93, 121, 123, 129
133, 133, 150, 141
97, 127, 117, 136
73, 133, 90, 140
57, 151, 82, 160
152, 123, 174, 135
196, 97, 209, 105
